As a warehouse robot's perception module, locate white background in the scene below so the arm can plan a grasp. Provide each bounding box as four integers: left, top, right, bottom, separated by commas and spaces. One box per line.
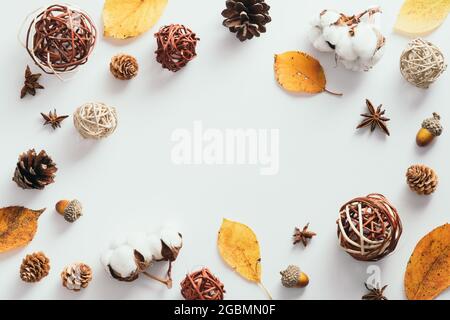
0, 0, 449, 300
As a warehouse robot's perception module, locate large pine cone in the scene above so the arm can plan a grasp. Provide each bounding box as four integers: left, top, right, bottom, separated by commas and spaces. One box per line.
110, 54, 139, 80
20, 252, 50, 283
61, 263, 92, 291
13, 149, 57, 190
222, 0, 271, 41
406, 164, 438, 195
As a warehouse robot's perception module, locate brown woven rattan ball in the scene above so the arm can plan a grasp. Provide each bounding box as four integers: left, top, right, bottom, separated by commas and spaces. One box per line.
154, 24, 199, 72
25, 4, 97, 74
337, 194, 402, 261
180, 268, 225, 300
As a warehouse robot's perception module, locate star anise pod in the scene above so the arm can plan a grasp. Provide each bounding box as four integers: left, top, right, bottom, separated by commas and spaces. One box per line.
362, 283, 388, 300
356, 99, 390, 136
21, 65, 44, 99
293, 223, 316, 247
41, 109, 69, 130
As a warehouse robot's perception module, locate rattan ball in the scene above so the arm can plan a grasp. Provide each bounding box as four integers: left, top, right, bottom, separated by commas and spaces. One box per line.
337, 193, 402, 261
25, 4, 97, 75
400, 38, 446, 89
180, 268, 225, 300
73, 102, 117, 139
154, 24, 199, 72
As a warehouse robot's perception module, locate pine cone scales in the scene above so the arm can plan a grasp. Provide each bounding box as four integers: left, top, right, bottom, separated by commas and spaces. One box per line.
61, 263, 92, 291
110, 54, 139, 80
13, 149, 57, 190
222, 0, 271, 41
20, 252, 50, 283
406, 164, 438, 195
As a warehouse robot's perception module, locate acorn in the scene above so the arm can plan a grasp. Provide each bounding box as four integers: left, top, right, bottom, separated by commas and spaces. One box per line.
416, 113, 442, 147
56, 199, 83, 223
280, 265, 309, 288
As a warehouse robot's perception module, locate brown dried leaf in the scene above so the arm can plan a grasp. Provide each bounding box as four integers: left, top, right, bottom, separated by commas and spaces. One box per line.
405, 223, 450, 300
0, 206, 45, 253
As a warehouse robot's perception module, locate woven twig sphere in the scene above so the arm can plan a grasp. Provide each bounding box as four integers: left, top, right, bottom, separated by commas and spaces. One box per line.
25, 4, 97, 75
73, 102, 117, 139
155, 24, 199, 72
400, 38, 446, 89
180, 268, 225, 300
337, 194, 402, 261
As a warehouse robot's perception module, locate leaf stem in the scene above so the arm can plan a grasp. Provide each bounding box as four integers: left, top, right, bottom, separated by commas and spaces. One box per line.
258, 282, 273, 300
324, 88, 343, 96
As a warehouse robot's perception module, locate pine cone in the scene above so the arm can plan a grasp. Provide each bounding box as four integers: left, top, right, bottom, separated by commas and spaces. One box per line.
20, 252, 50, 283
406, 164, 438, 195
110, 54, 139, 80
222, 0, 271, 41
61, 263, 93, 291
13, 149, 57, 190
422, 112, 443, 137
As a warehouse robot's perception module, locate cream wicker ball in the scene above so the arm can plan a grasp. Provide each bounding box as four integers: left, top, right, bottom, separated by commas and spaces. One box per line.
73, 102, 117, 139
400, 38, 447, 89
337, 193, 402, 261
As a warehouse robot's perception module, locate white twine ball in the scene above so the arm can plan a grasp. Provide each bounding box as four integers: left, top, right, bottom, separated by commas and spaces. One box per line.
400, 38, 447, 89
73, 102, 117, 139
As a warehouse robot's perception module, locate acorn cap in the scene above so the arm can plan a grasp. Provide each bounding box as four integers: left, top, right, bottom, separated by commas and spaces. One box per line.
422, 113, 443, 136
280, 265, 300, 288
56, 199, 83, 223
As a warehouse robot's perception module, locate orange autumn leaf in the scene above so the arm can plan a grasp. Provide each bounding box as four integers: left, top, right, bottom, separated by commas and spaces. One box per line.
404, 223, 450, 300
274, 51, 341, 96
0, 206, 45, 253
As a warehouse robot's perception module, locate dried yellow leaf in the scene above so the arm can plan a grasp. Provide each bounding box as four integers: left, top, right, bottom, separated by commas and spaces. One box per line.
0, 206, 45, 253
394, 0, 450, 36
218, 218, 261, 282
103, 0, 168, 39
404, 223, 450, 300
274, 51, 341, 96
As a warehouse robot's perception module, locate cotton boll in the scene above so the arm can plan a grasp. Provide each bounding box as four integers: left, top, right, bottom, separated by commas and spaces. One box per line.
310, 14, 321, 27
335, 34, 358, 61
322, 25, 347, 46
308, 26, 321, 43
320, 10, 341, 27
108, 245, 138, 278
160, 228, 183, 249
160, 227, 183, 261
127, 232, 153, 262
313, 34, 334, 52
101, 249, 114, 271
351, 24, 378, 60
147, 233, 163, 260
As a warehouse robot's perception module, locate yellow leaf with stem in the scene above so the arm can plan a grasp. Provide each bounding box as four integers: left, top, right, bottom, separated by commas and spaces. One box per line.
218, 218, 271, 299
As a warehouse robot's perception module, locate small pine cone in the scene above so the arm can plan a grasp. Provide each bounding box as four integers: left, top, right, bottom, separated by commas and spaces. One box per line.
280, 265, 300, 288
61, 263, 93, 291
222, 0, 272, 41
63, 200, 83, 223
13, 149, 57, 190
422, 112, 443, 136
110, 54, 139, 80
20, 252, 50, 283
406, 164, 438, 195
